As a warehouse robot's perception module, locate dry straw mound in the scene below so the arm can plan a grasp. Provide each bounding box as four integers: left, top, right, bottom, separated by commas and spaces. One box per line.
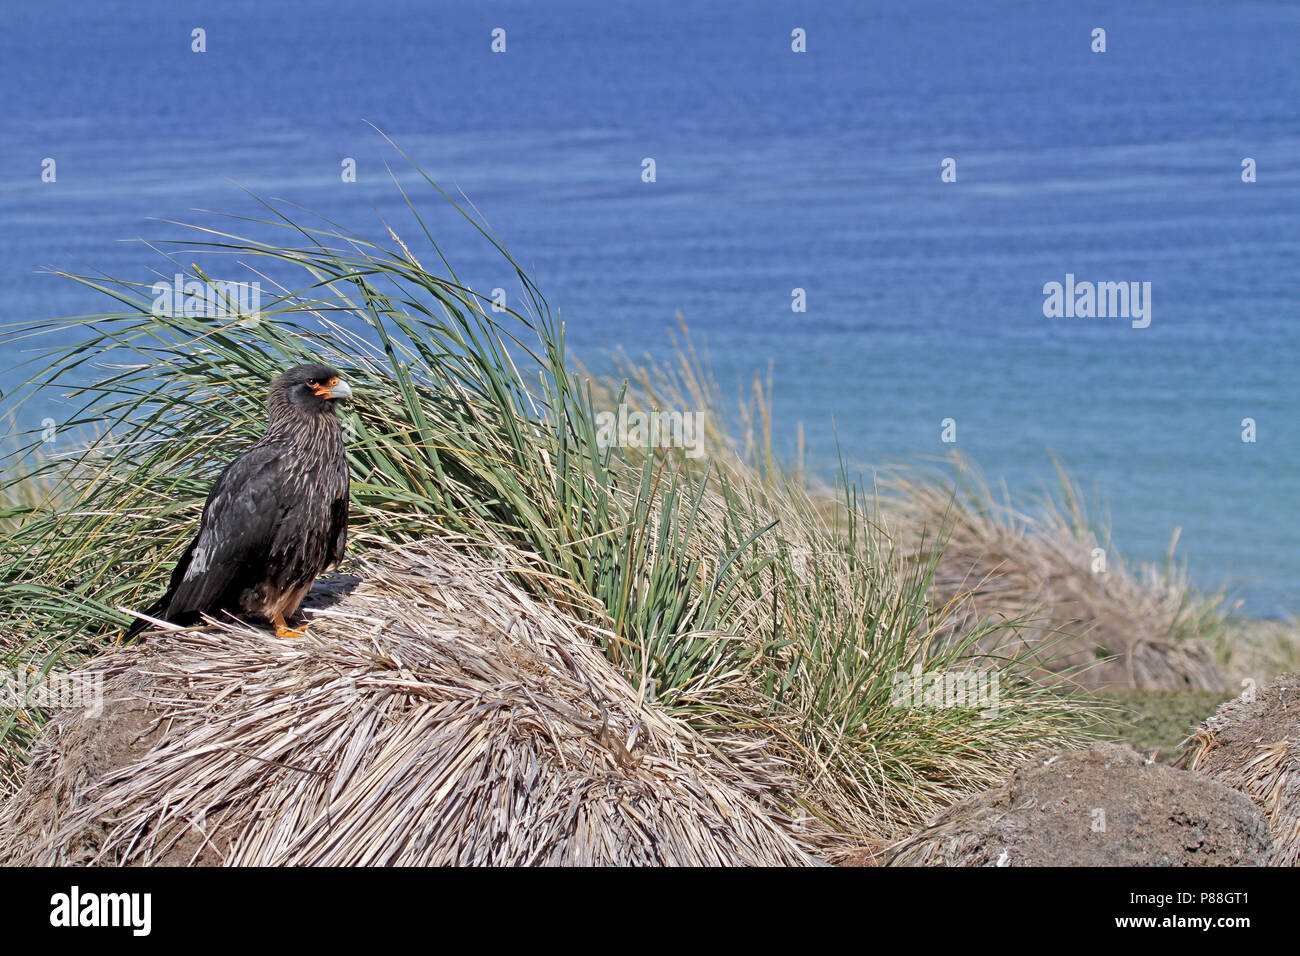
888, 474, 1225, 692
1178, 672, 1300, 866
0, 538, 818, 866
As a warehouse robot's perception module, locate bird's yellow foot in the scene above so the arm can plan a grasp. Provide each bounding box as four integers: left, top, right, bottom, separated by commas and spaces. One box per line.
273, 614, 310, 640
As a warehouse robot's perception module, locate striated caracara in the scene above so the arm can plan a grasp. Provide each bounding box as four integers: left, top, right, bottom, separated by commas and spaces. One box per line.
124, 362, 353, 641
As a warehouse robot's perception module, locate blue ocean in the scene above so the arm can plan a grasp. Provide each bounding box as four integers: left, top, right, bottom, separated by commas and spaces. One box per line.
1, 0, 1297, 613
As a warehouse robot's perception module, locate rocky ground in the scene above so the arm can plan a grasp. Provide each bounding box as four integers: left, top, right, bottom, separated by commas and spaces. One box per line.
843, 672, 1300, 866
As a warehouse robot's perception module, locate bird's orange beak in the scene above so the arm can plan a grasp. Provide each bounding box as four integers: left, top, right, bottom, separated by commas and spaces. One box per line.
312, 376, 353, 401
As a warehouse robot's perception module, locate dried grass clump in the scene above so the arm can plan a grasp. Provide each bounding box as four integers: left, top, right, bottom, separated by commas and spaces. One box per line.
1214, 618, 1300, 689
884, 465, 1227, 691
0, 537, 819, 866
1177, 672, 1300, 866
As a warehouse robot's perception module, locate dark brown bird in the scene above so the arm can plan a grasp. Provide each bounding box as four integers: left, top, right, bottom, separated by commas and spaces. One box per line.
125, 363, 353, 641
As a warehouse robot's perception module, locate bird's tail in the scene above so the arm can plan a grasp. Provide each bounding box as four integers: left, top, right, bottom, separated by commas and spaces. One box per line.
122, 595, 170, 643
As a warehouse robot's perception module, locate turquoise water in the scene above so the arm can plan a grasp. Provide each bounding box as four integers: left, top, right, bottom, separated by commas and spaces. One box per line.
1, 0, 1297, 612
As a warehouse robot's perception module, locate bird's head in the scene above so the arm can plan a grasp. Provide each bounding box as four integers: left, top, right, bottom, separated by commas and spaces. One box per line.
270, 363, 354, 417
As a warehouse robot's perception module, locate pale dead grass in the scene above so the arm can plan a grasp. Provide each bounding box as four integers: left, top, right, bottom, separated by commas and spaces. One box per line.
0, 536, 821, 866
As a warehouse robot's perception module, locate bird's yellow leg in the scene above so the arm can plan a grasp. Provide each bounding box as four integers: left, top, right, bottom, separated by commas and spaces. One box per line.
273, 612, 309, 640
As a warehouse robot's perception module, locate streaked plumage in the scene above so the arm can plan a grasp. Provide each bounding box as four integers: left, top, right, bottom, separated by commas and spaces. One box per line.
125, 363, 353, 641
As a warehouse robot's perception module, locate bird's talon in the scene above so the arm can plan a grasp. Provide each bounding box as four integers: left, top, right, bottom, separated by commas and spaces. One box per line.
274, 620, 310, 640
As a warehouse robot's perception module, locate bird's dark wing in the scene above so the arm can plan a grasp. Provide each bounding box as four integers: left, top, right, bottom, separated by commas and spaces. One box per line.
329, 487, 349, 566
158, 444, 290, 621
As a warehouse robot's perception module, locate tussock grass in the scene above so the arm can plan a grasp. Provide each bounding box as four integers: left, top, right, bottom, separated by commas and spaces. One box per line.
581, 327, 1102, 837
2, 153, 1117, 846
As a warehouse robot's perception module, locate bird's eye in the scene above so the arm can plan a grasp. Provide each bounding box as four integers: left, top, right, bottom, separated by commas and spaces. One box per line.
306, 379, 317, 386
